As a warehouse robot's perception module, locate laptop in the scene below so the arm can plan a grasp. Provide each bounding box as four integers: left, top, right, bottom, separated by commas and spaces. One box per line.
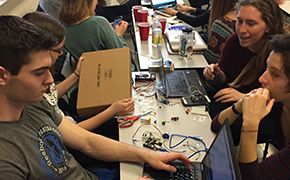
157, 46, 208, 102
151, 0, 177, 17
143, 121, 242, 180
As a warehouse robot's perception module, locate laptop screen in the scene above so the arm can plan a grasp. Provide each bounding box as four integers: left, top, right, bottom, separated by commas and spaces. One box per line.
151, 0, 176, 10
202, 121, 241, 180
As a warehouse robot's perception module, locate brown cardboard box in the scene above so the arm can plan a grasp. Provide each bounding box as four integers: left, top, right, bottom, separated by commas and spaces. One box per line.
77, 48, 132, 116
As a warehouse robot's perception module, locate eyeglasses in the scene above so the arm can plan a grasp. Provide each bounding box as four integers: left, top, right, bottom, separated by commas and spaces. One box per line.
50, 47, 64, 55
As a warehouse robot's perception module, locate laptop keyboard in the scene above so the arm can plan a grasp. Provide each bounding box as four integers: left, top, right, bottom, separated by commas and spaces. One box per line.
165, 70, 207, 98
169, 165, 199, 180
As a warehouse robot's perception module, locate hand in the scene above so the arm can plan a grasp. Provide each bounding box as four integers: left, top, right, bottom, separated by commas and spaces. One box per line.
110, 98, 134, 116
145, 151, 191, 172
137, 176, 152, 180
214, 87, 245, 103
74, 56, 85, 75
242, 88, 274, 129
163, 8, 178, 16
176, 4, 195, 13
114, 20, 128, 36
203, 63, 226, 83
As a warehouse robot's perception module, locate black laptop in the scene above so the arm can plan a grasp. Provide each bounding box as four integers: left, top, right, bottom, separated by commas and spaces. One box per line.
157, 46, 209, 106
143, 121, 242, 180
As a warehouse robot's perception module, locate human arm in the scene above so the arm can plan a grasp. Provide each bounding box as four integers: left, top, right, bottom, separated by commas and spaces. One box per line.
176, 4, 197, 13
175, 10, 209, 28
55, 57, 84, 98
59, 117, 191, 171
78, 98, 134, 131
203, 63, 226, 82
238, 88, 274, 163
114, 20, 128, 36
96, 16, 128, 48
213, 87, 246, 103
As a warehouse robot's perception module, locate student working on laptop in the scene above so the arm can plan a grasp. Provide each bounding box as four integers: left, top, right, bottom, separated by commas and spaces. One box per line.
0, 15, 191, 179
211, 34, 290, 179
163, 2, 210, 28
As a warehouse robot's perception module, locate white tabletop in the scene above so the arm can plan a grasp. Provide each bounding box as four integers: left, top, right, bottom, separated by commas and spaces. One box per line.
132, 10, 208, 70
119, 74, 215, 179
280, 0, 290, 15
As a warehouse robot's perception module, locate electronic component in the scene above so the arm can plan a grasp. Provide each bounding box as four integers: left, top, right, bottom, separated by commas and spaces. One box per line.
135, 73, 156, 81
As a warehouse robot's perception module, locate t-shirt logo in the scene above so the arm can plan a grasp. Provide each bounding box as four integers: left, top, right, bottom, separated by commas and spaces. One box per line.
38, 126, 68, 175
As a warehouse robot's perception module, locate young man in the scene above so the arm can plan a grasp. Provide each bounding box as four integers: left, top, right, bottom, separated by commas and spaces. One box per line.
0, 16, 190, 179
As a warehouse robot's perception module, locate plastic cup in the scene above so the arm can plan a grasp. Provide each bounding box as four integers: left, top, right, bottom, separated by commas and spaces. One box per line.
158, 18, 167, 34
132, 5, 142, 22
138, 9, 148, 22
138, 22, 151, 41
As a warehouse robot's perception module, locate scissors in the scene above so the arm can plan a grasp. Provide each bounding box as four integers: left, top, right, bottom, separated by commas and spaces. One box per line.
117, 111, 152, 128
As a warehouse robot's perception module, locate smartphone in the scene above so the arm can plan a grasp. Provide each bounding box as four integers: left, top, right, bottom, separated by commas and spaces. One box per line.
113, 16, 123, 27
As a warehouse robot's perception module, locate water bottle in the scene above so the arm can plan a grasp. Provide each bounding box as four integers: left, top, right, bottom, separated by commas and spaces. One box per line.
152, 19, 162, 46
179, 27, 194, 60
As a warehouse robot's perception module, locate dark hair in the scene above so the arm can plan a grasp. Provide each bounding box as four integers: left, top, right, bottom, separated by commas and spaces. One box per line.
229, 0, 284, 88
23, 12, 65, 45
270, 34, 290, 84
0, 16, 57, 75
59, 0, 94, 25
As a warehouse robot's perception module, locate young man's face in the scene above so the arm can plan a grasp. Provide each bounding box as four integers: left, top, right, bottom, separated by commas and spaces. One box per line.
5, 50, 54, 103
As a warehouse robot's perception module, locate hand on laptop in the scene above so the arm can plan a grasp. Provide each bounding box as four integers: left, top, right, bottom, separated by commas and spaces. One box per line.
176, 4, 197, 13
163, 8, 178, 16
114, 20, 128, 36
145, 151, 191, 172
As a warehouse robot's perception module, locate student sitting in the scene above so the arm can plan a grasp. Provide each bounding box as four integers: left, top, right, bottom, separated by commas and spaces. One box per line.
164, 3, 210, 29
59, 0, 129, 60
203, 0, 284, 118
211, 34, 290, 180
0, 15, 190, 180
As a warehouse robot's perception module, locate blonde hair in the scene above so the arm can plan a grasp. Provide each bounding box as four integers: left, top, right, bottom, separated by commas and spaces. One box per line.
229, 0, 284, 88
59, 0, 95, 25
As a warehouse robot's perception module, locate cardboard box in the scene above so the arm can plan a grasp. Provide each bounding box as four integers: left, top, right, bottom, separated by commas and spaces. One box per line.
77, 48, 132, 116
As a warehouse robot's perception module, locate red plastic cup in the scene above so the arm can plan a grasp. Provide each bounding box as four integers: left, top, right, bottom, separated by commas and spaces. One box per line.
138, 22, 151, 41
158, 18, 167, 34
138, 9, 148, 22
132, 5, 142, 22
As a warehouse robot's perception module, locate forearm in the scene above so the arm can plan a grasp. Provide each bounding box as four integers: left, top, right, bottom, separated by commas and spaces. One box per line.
218, 102, 241, 125
85, 133, 149, 162
78, 106, 115, 131
238, 118, 259, 163
56, 73, 79, 98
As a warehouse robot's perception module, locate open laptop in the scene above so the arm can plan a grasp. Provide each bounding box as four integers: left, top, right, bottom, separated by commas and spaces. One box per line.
157, 45, 208, 103
151, 0, 177, 17
143, 120, 242, 180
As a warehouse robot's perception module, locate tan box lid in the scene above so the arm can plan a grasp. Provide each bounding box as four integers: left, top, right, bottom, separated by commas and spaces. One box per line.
77, 48, 132, 116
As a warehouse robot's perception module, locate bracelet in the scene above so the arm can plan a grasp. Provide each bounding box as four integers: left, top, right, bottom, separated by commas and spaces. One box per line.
242, 129, 258, 133
73, 71, 79, 78
231, 103, 241, 115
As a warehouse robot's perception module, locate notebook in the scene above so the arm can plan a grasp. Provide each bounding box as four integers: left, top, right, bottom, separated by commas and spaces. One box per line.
151, 0, 177, 17
165, 26, 208, 52
143, 120, 242, 180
